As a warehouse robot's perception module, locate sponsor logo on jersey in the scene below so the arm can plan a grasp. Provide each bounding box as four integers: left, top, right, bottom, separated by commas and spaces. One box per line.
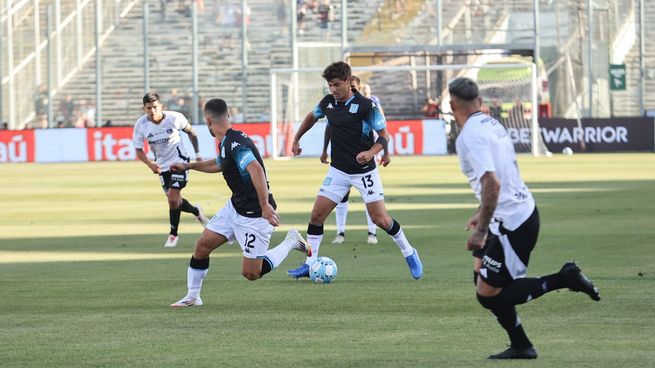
327, 103, 334, 109
349, 104, 359, 114
231, 142, 240, 150
482, 255, 502, 273
147, 133, 154, 138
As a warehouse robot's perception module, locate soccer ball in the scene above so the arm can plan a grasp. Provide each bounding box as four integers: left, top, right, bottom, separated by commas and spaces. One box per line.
562, 147, 573, 156
309, 257, 338, 284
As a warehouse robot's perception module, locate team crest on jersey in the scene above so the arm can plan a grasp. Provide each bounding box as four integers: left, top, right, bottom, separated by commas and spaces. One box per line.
327, 103, 334, 109
231, 142, 240, 150
349, 104, 359, 114
166, 128, 173, 134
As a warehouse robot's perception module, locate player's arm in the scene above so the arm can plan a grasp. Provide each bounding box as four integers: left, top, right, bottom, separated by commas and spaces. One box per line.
172, 159, 221, 173
292, 105, 323, 156
466, 172, 500, 251
356, 105, 390, 166
320, 125, 331, 164
135, 148, 160, 174
246, 161, 279, 226
182, 123, 202, 161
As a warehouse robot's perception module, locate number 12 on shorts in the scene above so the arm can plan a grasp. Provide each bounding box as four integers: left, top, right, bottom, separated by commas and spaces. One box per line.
244, 233, 256, 253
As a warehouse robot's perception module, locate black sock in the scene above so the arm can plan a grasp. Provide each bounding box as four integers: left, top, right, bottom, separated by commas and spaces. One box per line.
169, 207, 182, 236
307, 223, 324, 236
491, 307, 533, 350
260, 257, 273, 277
540, 272, 568, 291
189, 256, 209, 269
495, 278, 548, 307
386, 219, 401, 236
180, 198, 200, 216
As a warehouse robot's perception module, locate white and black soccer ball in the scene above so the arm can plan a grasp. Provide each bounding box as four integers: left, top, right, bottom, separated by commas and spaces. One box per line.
309, 257, 338, 284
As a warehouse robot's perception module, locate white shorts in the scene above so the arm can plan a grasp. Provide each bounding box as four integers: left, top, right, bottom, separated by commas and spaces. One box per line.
205, 200, 274, 259
318, 166, 385, 204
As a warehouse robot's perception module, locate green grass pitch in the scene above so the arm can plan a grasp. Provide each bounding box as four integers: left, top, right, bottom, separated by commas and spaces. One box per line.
1, 154, 654, 367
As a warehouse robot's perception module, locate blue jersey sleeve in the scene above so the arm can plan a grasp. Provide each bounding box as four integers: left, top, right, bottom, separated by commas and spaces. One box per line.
312, 104, 325, 119
365, 105, 386, 132
234, 147, 257, 173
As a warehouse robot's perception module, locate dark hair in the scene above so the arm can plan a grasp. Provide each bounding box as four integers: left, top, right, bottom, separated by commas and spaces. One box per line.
204, 98, 228, 118
322, 61, 351, 81
142, 92, 160, 105
351, 75, 361, 85
448, 77, 479, 101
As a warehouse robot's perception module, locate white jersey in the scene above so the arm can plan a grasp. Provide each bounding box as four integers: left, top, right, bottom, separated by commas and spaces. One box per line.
456, 111, 535, 232
132, 111, 191, 172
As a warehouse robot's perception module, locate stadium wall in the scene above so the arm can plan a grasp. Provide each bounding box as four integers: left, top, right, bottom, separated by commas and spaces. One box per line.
0, 120, 448, 163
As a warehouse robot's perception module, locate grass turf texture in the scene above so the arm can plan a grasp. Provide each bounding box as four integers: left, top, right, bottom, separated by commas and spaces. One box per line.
1, 154, 654, 367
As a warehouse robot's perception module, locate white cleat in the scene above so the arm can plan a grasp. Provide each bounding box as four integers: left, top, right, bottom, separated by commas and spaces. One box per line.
164, 234, 179, 248
195, 205, 209, 226
367, 233, 378, 244
332, 233, 345, 244
286, 228, 312, 257
170, 296, 203, 308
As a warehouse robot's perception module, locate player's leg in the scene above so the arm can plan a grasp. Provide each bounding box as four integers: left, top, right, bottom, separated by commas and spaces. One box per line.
365, 208, 377, 244
288, 167, 348, 278
241, 229, 311, 280
170, 170, 209, 226
333, 191, 349, 244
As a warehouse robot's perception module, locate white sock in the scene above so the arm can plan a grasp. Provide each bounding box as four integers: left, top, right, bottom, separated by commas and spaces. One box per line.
305, 233, 324, 265
391, 228, 414, 257
335, 201, 348, 234
365, 210, 376, 235
186, 267, 209, 299
264, 238, 294, 268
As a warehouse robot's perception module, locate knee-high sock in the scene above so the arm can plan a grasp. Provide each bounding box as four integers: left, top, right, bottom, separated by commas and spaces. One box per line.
365, 209, 376, 235
386, 219, 413, 257
305, 223, 324, 265
187, 256, 209, 299
169, 207, 182, 236
491, 307, 533, 349
335, 201, 348, 235
264, 236, 296, 269
493, 274, 568, 308
180, 198, 200, 216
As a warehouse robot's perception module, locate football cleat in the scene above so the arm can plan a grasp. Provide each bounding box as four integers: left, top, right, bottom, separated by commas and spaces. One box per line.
170, 296, 203, 308
164, 234, 179, 248
560, 261, 601, 301
195, 205, 209, 226
287, 263, 310, 279
367, 232, 378, 245
405, 248, 423, 280
332, 233, 345, 244
286, 229, 312, 257
488, 346, 538, 360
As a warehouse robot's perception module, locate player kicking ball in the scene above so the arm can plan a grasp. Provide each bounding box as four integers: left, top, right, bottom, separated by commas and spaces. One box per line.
287, 61, 423, 280
170, 98, 311, 307
133, 92, 209, 248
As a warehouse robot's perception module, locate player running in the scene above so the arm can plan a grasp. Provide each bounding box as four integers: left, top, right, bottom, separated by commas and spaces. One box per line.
169, 98, 311, 307
320, 75, 389, 245
133, 92, 209, 248
449, 77, 600, 359
287, 61, 422, 280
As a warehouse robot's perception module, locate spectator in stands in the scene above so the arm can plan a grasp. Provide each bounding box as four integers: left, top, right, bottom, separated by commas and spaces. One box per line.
297, 2, 308, 35
489, 99, 502, 121
216, 4, 239, 50
104, 120, 113, 127
421, 97, 442, 119
23, 122, 33, 130
1, 122, 8, 130
317, 0, 335, 38
79, 99, 96, 124
56, 120, 66, 129
167, 89, 180, 110
74, 111, 93, 128
34, 84, 49, 121
230, 106, 245, 123
59, 94, 76, 125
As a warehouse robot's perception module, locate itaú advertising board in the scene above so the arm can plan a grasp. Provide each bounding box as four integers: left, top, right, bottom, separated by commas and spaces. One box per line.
0, 120, 447, 163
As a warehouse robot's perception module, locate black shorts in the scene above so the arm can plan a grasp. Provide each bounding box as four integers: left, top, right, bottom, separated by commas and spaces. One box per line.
473, 207, 540, 288
159, 170, 188, 191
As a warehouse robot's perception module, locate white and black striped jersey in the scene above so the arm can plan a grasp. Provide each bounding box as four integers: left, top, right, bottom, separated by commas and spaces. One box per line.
132, 111, 191, 171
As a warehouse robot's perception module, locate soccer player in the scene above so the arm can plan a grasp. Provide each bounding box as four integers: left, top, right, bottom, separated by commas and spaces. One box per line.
320, 75, 389, 245
169, 98, 311, 307
449, 77, 600, 359
287, 61, 422, 280
133, 92, 209, 248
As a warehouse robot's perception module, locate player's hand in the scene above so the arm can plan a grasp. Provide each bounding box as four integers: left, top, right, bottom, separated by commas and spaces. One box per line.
195, 155, 203, 162
148, 162, 161, 174
320, 151, 329, 164
465, 213, 480, 231
466, 228, 487, 251
291, 141, 302, 156
356, 150, 374, 164
261, 203, 280, 227
380, 154, 391, 167
170, 162, 187, 172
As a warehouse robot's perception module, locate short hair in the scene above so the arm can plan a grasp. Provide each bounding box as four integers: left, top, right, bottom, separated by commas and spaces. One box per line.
204, 98, 228, 118
142, 92, 160, 105
322, 61, 351, 81
448, 77, 479, 101
351, 75, 361, 85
